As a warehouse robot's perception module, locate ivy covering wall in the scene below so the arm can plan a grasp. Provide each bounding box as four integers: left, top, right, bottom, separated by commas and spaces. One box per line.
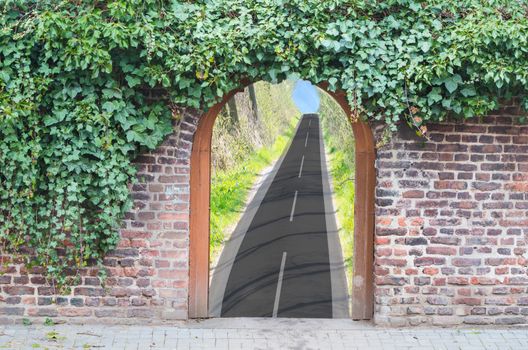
1, 0, 527, 285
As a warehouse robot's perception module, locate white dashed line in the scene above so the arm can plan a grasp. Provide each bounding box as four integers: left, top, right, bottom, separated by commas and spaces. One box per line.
305, 132, 309, 147
272, 251, 287, 317
298, 156, 305, 178
289, 191, 298, 222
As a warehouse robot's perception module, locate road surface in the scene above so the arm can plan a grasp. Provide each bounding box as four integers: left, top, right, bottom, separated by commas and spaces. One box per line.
214, 114, 347, 318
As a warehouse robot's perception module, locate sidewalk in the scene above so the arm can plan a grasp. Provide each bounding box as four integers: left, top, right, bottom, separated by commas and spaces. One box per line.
1, 318, 527, 350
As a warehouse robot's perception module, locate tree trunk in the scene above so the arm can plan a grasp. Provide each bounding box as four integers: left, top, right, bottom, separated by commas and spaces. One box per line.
248, 84, 259, 121
226, 98, 239, 126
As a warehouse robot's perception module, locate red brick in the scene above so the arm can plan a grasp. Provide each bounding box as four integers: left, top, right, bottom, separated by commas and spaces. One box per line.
505, 182, 528, 192
376, 237, 390, 245
434, 181, 467, 190
376, 276, 408, 286
3, 286, 34, 295
447, 277, 469, 285
376, 258, 407, 267
426, 246, 457, 255
376, 248, 392, 257
452, 258, 481, 267
414, 257, 446, 266
402, 190, 424, 198
58, 308, 93, 317
157, 269, 188, 280
455, 298, 482, 306
158, 212, 188, 221
422, 267, 439, 276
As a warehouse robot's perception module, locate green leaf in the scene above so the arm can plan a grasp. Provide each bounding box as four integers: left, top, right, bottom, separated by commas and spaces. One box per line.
125, 75, 141, 87
427, 88, 442, 105
0, 70, 10, 83
444, 74, 462, 94
419, 41, 431, 53
328, 77, 338, 89
460, 86, 476, 97
409, 2, 421, 12
102, 101, 116, 113
43, 116, 57, 126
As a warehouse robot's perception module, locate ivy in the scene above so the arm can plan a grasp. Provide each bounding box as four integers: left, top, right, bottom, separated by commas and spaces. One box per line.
1, 0, 527, 286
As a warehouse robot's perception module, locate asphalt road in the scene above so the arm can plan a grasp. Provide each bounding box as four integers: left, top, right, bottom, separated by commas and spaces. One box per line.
221, 114, 338, 318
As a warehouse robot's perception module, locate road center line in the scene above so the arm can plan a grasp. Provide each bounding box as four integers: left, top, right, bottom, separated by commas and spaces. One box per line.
309, 119, 311, 127
289, 190, 298, 222
305, 132, 309, 147
298, 155, 304, 178
272, 251, 287, 317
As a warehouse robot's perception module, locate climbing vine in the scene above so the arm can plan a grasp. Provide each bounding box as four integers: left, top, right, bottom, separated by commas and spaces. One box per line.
1, 0, 527, 286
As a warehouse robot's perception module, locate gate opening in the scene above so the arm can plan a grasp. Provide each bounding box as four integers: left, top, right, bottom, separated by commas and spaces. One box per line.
189, 79, 376, 320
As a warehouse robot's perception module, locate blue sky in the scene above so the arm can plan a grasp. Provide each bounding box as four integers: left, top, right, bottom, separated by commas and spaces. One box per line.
292, 80, 320, 113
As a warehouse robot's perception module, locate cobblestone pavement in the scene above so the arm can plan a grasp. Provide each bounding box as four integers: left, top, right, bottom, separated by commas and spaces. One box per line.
1, 318, 527, 350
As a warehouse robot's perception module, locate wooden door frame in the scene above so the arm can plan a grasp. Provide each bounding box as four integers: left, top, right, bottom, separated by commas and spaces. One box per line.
188, 82, 376, 320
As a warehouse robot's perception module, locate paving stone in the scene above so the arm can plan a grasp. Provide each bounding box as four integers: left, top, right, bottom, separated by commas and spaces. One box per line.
1, 320, 528, 349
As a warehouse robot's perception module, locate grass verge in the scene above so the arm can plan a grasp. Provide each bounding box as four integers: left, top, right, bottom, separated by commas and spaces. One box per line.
321, 121, 355, 293
324, 142, 355, 293
318, 88, 356, 295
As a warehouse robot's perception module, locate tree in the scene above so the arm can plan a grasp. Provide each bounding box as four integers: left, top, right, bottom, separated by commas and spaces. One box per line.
248, 84, 259, 121
226, 97, 239, 126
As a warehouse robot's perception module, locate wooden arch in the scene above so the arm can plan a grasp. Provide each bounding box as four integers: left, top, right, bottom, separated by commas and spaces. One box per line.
188, 82, 376, 320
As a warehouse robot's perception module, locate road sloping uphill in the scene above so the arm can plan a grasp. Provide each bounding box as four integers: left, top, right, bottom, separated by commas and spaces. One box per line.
212, 114, 348, 318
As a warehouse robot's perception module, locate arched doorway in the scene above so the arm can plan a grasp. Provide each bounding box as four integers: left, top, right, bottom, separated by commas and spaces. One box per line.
188, 82, 376, 320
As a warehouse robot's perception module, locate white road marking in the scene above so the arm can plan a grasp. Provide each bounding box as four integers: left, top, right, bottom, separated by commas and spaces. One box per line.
272, 251, 287, 317
289, 191, 298, 222
309, 120, 311, 127
298, 155, 305, 178
305, 132, 309, 147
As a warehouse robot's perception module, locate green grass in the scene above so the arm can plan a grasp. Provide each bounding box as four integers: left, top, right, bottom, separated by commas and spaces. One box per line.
325, 143, 355, 292
209, 116, 300, 263
319, 106, 355, 295
318, 88, 356, 294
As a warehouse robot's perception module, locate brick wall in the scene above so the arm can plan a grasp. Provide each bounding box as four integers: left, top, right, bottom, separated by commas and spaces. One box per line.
1, 99, 526, 326
0, 107, 201, 324
374, 100, 528, 326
